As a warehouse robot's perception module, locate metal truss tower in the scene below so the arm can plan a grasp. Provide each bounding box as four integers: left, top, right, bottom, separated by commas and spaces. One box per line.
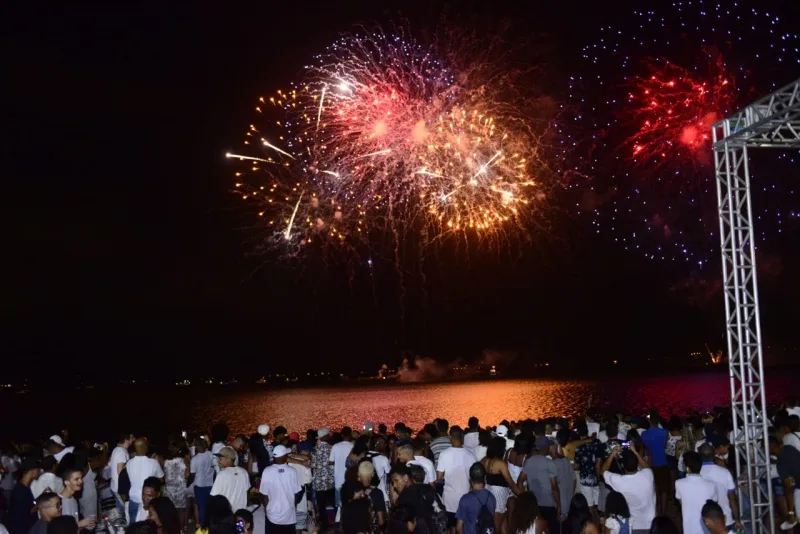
712, 77, 800, 534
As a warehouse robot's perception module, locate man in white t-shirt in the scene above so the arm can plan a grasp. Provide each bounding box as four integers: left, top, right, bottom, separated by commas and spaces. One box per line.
329, 426, 354, 507
288, 448, 312, 530
190, 438, 216, 525
366, 437, 392, 508
601, 445, 655, 532
699, 443, 742, 531
436, 426, 477, 524
108, 432, 133, 514
397, 442, 436, 485
47, 436, 75, 463
464, 417, 481, 453
494, 425, 515, 451
126, 439, 164, 522
134, 477, 162, 523
260, 445, 303, 534
598, 422, 627, 444
675, 452, 716, 534
211, 446, 250, 512
786, 397, 800, 420
31, 457, 64, 499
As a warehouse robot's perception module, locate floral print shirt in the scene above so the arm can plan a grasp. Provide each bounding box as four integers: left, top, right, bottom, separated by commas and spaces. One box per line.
574, 439, 602, 486
311, 441, 334, 491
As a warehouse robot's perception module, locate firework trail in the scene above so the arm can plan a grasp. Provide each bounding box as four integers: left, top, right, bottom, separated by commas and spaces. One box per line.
227, 26, 559, 262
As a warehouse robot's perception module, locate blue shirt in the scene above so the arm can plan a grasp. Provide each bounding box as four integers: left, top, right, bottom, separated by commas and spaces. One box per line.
641, 427, 669, 467
456, 489, 496, 534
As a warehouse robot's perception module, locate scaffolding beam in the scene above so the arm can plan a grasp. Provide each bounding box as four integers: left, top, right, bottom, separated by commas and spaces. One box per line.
711, 76, 800, 534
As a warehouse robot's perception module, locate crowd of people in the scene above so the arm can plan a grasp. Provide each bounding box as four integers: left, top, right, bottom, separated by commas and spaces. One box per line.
1, 397, 799, 534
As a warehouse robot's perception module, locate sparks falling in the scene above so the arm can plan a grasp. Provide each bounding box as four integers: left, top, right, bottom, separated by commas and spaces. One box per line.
624, 57, 736, 170
565, 1, 800, 265
226, 26, 559, 260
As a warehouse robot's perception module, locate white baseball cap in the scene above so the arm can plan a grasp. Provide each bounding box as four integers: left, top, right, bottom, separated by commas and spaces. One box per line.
49, 435, 65, 446
317, 427, 331, 438
495, 425, 509, 438
257, 424, 269, 436
273, 445, 291, 458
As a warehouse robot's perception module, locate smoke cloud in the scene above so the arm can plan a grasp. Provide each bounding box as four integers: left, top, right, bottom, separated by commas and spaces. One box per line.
377, 349, 517, 383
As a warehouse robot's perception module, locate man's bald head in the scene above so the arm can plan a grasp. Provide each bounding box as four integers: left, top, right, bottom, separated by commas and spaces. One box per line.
134, 438, 148, 455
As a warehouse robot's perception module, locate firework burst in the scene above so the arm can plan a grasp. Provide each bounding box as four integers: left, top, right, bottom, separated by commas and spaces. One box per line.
228, 26, 558, 262
625, 55, 736, 170
566, 1, 800, 264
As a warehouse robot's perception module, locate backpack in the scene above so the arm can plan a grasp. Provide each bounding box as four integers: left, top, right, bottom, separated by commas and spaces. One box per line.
474, 491, 495, 534
363, 488, 381, 534
418, 485, 448, 534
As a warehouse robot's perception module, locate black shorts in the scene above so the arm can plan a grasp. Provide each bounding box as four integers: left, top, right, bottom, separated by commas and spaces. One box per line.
447, 512, 457, 528
653, 465, 670, 495
266, 520, 296, 534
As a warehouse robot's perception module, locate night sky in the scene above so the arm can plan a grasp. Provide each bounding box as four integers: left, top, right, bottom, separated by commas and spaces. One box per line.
4, 1, 799, 382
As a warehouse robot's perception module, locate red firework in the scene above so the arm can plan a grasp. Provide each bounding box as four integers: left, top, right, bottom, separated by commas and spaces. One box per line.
624, 55, 736, 170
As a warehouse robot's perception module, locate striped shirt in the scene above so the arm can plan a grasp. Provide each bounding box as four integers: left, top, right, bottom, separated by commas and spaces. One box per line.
430, 437, 452, 466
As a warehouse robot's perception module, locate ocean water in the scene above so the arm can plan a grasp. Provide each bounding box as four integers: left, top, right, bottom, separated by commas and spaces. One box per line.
10, 371, 798, 440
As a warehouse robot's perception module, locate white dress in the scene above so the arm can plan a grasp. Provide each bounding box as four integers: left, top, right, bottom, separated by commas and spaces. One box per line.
164, 457, 188, 508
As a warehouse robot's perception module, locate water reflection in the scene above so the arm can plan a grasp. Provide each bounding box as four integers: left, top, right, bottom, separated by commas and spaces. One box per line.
193, 373, 797, 434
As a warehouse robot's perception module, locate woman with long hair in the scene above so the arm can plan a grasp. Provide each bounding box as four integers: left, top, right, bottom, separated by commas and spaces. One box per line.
506, 435, 531, 485
563, 494, 598, 534
503, 491, 549, 534
648, 517, 679, 534
602, 491, 630, 534
676, 421, 696, 478
200, 495, 233, 532
482, 437, 522, 532
148, 496, 182, 534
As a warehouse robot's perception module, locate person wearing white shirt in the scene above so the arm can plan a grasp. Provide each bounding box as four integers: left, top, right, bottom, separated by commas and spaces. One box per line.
135, 478, 162, 523
190, 438, 215, 525
675, 452, 717, 534
288, 451, 313, 530
329, 427, 354, 506
598, 422, 628, 444
47, 435, 75, 464
108, 433, 133, 514
126, 439, 165, 522
601, 444, 655, 532
782, 415, 800, 451
494, 425, 515, 451
698, 443, 742, 531
436, 427, 478, 518
211, 446, 250, 512
366, 439, 391, 508
31, 457, 64, 499
259, 445, 303, 534
464, 417, 481, 453
396, 443, 436, 485
0, 452, 20, 505
786, 398, 800, 420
